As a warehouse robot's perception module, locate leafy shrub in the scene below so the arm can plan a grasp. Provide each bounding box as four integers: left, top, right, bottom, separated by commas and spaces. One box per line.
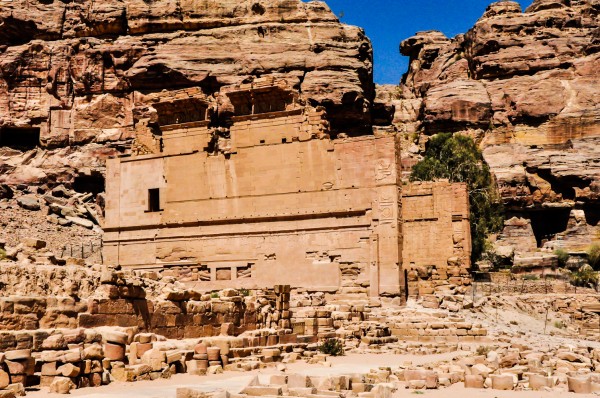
554, 249, 569, 268
239, 288, 251, 297
410, 133, 504, 262
210, 292, 219, 299
554, 320, 565, 329
475, 345, 491, 356
0, 248, 5, 261
482, 240, 506, 270
570, 265, 599, 288
522, 274, 539, 281
318, 338, 344, 356
587, 244, 600, 270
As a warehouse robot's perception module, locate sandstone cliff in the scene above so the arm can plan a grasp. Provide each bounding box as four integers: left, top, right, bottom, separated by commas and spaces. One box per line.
0, 0, 373, 187
388, 0, 600, 251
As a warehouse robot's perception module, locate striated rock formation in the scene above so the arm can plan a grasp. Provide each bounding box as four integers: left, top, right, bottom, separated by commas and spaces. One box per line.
0, 0, 373, 188
389, 0, 600, 251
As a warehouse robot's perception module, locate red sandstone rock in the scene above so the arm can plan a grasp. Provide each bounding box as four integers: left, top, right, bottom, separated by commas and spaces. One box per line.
103, 342, 125, 361
464, 375, 485, 389
390, 0, 600, 222
0, 371, 9, 390
58, 363, 80, 378
49, 376, 76, 394
206, 347, 221, 361
194, 343, 208, 355
0, 0, 374, 189
568, 375, 592, 394
491, 374, 515, 390
3, 350, 30, 361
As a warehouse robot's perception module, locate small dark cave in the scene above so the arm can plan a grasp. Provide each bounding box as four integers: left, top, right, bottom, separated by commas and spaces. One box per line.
527, 208, 572, 247
72, 172, 105, 196
584, 205, 600, 226
528, 167, 591, 201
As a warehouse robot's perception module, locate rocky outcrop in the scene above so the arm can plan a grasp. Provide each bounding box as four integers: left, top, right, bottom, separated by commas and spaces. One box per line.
0, 0, 373, 187
388, 0, 600, 250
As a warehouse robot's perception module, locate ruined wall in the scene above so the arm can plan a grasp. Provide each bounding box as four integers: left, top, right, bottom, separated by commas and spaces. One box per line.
402, 181, 471, 300
104, 127, 403, 295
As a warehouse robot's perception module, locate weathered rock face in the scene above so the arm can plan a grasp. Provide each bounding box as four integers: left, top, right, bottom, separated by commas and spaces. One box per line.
389, 0, 600, 250
0, 0, 373, 187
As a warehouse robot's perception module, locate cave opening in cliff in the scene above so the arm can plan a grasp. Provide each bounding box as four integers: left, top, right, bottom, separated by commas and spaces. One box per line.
584, 205, 600, 226
528, 208, 571, 247
73, 172, 105, 196
0, 127, 40, 151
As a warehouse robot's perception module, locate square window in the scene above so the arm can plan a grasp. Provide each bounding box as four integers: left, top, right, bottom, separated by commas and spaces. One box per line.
147, 188, 161, 212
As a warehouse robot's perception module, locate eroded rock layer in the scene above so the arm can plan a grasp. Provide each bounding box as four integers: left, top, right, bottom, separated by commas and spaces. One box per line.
0, 0, 373, 187
389, 0, 600, 250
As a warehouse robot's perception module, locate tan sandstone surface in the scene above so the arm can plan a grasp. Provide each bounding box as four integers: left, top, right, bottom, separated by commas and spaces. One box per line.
393, 1, 599, 205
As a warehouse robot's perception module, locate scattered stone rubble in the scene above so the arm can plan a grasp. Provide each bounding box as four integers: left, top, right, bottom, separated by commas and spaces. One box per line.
0, 185, 103, 265
177, 339, 600, 397
1, 249, 600, 397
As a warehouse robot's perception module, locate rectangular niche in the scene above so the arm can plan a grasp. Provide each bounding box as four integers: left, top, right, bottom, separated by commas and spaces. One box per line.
0, 127, 40, 150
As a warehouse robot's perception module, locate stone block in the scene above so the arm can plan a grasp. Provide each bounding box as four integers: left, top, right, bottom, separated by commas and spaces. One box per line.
103, 342, 125, 361
186, 360, 208, 376
0, 370, 9, 389
270, 374, 288, 385
464, 375, 484, 389
206, 347, 221, 361
288, 374, 313, 388
111, 367, 134, 383
49, 377, 76, 394
58, 363, 80, 378
242, 386, 283, 396
491, 374, 515, 390
528, 374, 553, 390
103, 331, 128, 345
568, 376, 592, 394
3, 351, 30, 361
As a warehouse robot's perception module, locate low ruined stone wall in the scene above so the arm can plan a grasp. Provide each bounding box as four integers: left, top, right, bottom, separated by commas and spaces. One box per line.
0, 297, 86, 331
0, 265, 295, 340
473, 274, 597, 295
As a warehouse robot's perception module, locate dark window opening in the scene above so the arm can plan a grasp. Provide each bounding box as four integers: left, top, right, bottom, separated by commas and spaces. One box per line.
260, 139, 265, 144
154, 99, 208, 126
528, 209, 571, 247
282, 138, 287, 143
147, 188, 161, 212
73, 173, 105, 196
0, 127, 40, 150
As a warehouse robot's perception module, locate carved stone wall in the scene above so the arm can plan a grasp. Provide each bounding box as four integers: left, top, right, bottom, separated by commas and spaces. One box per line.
402, 181, 471, 300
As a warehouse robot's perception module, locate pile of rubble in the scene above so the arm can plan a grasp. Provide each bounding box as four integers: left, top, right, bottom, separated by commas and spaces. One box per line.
178, 339, 600, 398
5, 184, 103, 231
0, 185, 102, 266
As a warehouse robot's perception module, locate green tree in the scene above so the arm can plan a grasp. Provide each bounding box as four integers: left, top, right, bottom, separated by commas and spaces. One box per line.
410, 133, 504, 263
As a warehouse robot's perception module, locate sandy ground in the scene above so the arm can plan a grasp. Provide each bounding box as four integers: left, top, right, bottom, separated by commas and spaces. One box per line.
26, 353, 597, 398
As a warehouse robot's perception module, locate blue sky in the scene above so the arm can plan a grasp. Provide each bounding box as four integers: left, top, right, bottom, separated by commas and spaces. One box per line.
319, 0, 534, 84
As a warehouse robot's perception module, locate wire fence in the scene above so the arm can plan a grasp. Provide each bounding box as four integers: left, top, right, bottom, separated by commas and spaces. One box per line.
61, 240, 103, 261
